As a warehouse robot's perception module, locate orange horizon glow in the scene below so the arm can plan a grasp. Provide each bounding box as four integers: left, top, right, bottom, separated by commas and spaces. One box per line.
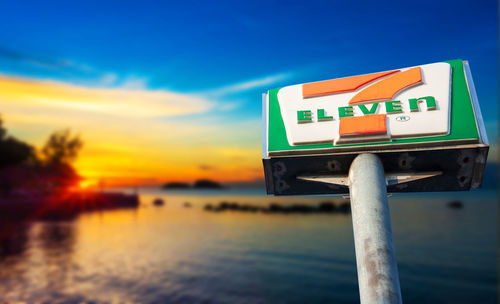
0, 75, 264, 186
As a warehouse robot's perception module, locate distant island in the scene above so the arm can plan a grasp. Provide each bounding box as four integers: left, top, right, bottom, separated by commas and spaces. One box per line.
162, 179, 224, 190
162, 182, 190, 189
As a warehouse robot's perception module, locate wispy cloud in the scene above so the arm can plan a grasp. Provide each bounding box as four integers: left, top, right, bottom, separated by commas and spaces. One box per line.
201, 72, 293, 97
0, 45, 93, 73
117, 75, 151, 90
0, 75, 211, 118
0, 74, 264, 186
97, 73, 119, 86
0, 45, 151, 90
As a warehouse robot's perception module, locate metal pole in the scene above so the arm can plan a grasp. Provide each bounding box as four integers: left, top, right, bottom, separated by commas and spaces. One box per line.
348, 153, 402, 304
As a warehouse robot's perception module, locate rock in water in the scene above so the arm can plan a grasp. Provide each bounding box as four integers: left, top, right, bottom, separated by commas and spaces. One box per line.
153, 198, 165, 206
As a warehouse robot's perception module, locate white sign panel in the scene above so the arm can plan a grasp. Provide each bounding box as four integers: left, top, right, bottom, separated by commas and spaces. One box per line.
276, 62, 451, 145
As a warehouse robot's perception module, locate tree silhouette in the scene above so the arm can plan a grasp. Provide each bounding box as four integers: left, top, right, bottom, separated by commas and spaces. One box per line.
0, 116, 6, 140
0, 116, 36, 169
41, 129, 83, 166
0, 118, 84, 195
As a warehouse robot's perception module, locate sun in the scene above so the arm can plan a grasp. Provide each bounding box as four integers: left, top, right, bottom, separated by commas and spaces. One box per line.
79, 179, 97, 190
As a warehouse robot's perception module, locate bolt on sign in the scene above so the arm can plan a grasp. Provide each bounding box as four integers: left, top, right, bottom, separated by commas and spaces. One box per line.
262, 60, 489, 195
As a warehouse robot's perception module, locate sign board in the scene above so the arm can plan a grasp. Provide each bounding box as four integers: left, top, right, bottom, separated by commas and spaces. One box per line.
262, 60, 489, 195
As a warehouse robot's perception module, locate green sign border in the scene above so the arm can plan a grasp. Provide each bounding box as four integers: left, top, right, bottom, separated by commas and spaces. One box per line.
267, 59, 479, 153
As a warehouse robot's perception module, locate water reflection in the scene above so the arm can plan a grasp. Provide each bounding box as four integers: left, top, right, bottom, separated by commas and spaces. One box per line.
0, 221, 30, 259
0, 189, 496, 303
0, 221, 32, 299
38, 222, 77, 294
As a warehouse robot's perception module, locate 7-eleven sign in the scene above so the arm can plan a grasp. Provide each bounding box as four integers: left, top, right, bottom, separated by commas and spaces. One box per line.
276, 62, 450, 146
263, 59, 488, 195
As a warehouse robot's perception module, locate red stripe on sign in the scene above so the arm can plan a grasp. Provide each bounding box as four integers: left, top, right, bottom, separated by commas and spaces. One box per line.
302, 70, 399, 98
349, 67, 422, 104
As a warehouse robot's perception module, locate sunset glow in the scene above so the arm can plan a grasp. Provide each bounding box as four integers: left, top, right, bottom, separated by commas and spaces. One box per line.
0, 75, 263, 186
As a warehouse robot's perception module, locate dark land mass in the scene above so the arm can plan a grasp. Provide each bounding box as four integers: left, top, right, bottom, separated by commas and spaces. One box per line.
0, 117, 138, 221
193, 179, 223, 189
162, 182, 190, 189
0, 192, 139, 221
162, 179, 224, 190
447, 200, 464, 209
204, 200, 351, 214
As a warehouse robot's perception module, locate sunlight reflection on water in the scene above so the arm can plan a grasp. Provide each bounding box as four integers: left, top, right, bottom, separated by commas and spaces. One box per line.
0, 188, 497, 303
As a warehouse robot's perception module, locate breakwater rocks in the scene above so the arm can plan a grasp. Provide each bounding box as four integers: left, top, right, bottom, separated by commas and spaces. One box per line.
204, 200, 350, 214
162, 179, 223, 189
447, 200, 464, 209
0, 192, 139, 220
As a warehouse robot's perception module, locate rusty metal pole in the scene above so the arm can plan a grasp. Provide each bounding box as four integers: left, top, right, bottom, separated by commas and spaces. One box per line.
348, 153, 402, 304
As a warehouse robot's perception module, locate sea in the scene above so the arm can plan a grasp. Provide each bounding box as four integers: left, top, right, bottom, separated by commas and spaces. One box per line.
0, 187, 497, 303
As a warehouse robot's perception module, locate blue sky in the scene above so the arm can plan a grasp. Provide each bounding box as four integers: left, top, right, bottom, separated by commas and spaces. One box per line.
0, 0, 497, 184
1, 1, 497, 116
1, 1, 497, 99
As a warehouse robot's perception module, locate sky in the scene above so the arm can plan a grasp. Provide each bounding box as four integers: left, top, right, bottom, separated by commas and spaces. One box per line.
0, 0, 497, 187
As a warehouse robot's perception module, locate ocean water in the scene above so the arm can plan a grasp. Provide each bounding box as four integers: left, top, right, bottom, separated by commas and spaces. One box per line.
0, 187, 497, 303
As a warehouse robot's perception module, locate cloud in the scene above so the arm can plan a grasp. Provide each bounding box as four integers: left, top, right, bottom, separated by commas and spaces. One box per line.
0, 45, 94, 73
0, 74, 264, 186
217, 101, 241, 111
118, 75, 149, 90
0, 75, 212, 118
98, 73, 119, 86
202, 72, 292, 97
199, 164, 214, 171
0, 45, 149, 90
